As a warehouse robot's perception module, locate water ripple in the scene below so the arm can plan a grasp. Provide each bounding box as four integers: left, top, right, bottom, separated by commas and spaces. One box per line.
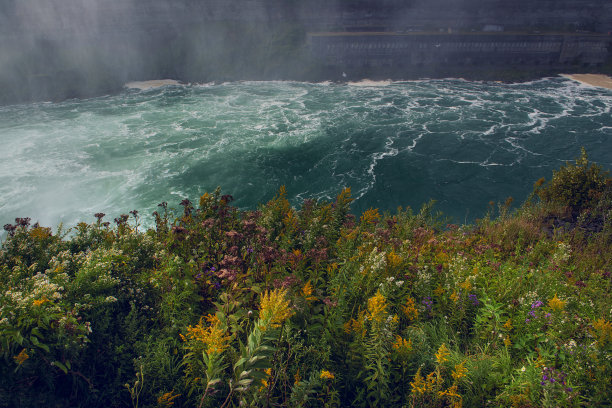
1, 78, 611, 228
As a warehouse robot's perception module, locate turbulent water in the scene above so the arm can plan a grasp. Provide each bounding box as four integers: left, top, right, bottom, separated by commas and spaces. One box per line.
1, 77, 611, 229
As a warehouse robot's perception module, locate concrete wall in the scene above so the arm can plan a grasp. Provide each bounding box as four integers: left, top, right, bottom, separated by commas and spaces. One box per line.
309, 33, 611, 68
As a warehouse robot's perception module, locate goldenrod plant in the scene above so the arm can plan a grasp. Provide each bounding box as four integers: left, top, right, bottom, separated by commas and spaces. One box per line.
0, 149, 610, 407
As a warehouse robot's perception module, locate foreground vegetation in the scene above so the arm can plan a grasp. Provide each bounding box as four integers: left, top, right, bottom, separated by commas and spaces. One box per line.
1, 149, 611, 407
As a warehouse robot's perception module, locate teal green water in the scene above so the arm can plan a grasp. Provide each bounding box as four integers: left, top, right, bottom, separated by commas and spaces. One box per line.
1, 78, 611, 228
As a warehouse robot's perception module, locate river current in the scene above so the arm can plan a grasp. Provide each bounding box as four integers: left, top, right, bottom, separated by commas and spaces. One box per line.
1, 77, 611, 229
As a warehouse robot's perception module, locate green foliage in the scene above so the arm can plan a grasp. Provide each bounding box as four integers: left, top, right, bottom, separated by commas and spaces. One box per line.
1, 150, 611, 407
536, 147, 610, 214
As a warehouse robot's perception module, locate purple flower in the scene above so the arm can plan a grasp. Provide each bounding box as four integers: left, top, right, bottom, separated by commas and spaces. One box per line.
528, 310, 536, 317
469, 294, 479, 306
525, 318, 531, 323
532, 300, 543, 309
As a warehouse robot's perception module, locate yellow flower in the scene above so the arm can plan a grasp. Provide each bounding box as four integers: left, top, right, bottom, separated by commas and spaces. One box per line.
504, 335, 512, 347
283, 210, 299, 231
29, 226, 52, 240
199, 192, 211, 207
157, 390, 181, 407
344, 310, 367, 336
184, 314, 231, 355
435, 343, 450, 365
458, 279, 472, 292
259, 368, 273, 391
294, 369, 301, 385
392, 335, 413, 354
360, 208, 380, 225
14, 348, 29, 365
451, 360, 467, 381
425, 370, 443, 392
320, 370, 335, 380
367, 290, 388, 323
592, 318, 612, 344
302, 281, 317, 302
327, 263, 339, 273
436, 251, 449, 264
503, 318, 513, 331
548, 294, 566, 312
410, 367, 426, 395
402, 296, 419, 322
387, 251, 403, 268
260, 288, 294, 329
32, 296, 49, 307
434, 285, 444, 297
439, 383, 461, 399
450, 290, 459, 303
302, 280, 312, 296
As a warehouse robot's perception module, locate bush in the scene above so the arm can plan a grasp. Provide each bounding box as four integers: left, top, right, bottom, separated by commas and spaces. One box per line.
535, 147, 610, 214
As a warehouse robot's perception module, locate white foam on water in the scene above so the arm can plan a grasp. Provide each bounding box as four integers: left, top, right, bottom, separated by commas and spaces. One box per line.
348, 79, 393, 87
125, 79, 182, 90
2, 78, 612, 228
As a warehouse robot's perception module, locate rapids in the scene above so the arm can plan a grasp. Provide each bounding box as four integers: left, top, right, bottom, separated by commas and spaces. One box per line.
1, 77, 611, 229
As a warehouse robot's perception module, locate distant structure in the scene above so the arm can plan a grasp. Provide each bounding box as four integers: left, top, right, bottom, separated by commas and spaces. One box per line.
301, 0, 612, 73
308, 32, 610, 71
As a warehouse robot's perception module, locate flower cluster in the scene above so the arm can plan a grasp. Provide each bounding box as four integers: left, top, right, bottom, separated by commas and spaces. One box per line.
320, 370, 335, 380
402, 296, 419, 321
541, 366, 573, 393
182, 314, 231, 356
367, 290, 388, 323
259, 288, 294, 329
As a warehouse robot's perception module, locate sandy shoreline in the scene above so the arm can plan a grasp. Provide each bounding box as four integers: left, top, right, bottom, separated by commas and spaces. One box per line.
560, 74, 612, 90
124, 79, 182, 90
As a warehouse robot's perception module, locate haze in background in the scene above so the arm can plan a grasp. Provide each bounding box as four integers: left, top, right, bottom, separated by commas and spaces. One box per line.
1, 0, 612, 104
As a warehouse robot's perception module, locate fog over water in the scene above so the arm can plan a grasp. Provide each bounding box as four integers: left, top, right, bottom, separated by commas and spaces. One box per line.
2, 0, 611, 103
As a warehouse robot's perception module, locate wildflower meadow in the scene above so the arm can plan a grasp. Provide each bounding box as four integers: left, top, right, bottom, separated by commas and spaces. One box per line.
1, 149, 610, 407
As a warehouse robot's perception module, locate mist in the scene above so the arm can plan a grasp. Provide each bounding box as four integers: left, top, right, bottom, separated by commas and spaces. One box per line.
1, 0, 611, 104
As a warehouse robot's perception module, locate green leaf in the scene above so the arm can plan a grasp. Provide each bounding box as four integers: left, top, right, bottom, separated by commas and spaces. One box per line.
234, 357, 248, 370
53, 361, 68, 374
237, 378, 253, 387
207, 378, 222, 387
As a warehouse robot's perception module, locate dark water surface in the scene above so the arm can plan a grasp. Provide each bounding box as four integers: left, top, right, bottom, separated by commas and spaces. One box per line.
1, 78, 611, 228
